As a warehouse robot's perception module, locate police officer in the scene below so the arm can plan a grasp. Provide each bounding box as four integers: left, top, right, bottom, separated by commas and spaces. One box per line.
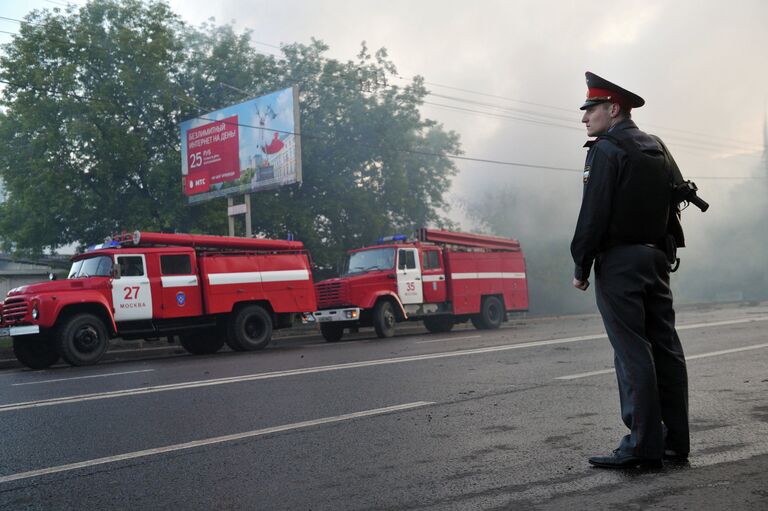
571, 72, 690, 468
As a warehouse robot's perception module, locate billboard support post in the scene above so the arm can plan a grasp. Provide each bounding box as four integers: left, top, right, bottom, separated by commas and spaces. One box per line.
227, 195, 251, 237
245, 194, 252, 237
227, 197, 235, 236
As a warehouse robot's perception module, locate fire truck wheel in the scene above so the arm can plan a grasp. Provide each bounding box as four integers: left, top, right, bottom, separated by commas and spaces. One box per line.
373, 300, 396, 338
179, 330, 226, 355
472, 296, 504, 330
423, 316, 455, 333
229, 305, 273, 350
56, 313, 109, 366
320, 323, 344, 342
224, 335, 246, 352
12, 335, 60, 369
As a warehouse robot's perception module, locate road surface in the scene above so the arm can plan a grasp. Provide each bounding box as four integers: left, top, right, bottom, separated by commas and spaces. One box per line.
1, 302, 767, 510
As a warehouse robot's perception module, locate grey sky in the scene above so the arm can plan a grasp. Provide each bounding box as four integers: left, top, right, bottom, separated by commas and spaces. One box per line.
2, 0, 767, 232
161, 1, 767, 219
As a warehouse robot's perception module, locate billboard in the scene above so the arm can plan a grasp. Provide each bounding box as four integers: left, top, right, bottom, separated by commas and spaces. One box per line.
180, 86, 302, 204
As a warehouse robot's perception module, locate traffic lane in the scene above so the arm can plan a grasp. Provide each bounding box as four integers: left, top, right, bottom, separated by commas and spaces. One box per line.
2, 346, 766, 511
1, 320, 766, 489
0, 313, 765, 450
0, 356, 644, 510
0, 321, 659, 420
0, 300, 764, 377
557, 341, 768, 465
1, 312, 764, 462
553, 319, 768, 381
0, 311, 565, 375
0, 299, 761, 382
1, 311, 766, 407
520, 351, 768, 511
0, 335, 583, 476
0, 316, 595, 401
3, 402, 440, 510
681, 343, 768, 465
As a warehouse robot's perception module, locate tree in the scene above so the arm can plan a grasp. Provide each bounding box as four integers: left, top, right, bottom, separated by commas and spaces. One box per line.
0, 0, 460, 265
0, 0, 199, 254
241, 41, 460, 267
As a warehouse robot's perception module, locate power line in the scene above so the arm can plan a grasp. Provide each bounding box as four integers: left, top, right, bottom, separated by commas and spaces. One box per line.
0, 16, 765, 181
173, 95, 580, 174
0, 73, 763, 183
428, 92, 580, 124
422, 89, 763, 153
422, 100, 765, 159
5, 10, 752, 153
176, 97, 766, 180
405, 75, 764, 151
3, 12, 764, 154
395, 75, 575, 113
422, 101, 582, 131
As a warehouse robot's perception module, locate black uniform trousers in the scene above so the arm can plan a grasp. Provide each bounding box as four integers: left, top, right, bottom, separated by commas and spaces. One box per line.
595, 244, 690, 459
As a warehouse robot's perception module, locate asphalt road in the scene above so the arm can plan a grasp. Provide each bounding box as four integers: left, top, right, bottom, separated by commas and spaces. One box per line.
1, 302, 767, 510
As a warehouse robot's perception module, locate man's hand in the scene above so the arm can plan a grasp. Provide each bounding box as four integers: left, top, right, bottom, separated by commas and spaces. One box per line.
573, 277, 590, 291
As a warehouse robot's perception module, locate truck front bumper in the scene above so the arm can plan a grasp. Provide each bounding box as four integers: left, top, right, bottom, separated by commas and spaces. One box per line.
0, 325, 41, 338
313, 308, 361, 323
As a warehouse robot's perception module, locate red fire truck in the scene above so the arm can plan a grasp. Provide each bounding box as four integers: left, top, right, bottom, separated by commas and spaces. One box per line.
313, 228, 528, 341
0, 231, 316, 369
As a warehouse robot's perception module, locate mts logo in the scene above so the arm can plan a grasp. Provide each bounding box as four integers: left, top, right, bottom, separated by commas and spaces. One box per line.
185, 175, 210, 195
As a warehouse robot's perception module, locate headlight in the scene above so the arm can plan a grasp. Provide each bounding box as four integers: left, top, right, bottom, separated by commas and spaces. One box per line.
345, 309, 359, 319
31, 299, 39, 320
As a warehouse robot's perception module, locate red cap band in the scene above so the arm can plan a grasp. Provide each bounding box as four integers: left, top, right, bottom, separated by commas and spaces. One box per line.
587, 87, 631, 110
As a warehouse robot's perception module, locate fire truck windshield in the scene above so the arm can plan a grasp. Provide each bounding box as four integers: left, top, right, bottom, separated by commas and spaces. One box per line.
342, 248, 395, 276
68, 256, 113, 279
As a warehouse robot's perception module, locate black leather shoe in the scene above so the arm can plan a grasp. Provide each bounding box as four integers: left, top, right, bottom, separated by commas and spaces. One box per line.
588, 450, 662, 469
663, 449, 689, 462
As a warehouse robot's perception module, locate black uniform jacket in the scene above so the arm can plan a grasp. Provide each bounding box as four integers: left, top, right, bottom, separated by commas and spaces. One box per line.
570, 119, 667, 281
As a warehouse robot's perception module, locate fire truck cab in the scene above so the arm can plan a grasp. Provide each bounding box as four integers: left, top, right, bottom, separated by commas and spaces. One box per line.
0, 231, 316, 369
313, 229, 528, 342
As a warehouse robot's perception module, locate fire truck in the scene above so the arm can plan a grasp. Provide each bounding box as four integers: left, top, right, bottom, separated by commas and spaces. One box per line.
0, 231, 316, 369
313, 228, 528, 341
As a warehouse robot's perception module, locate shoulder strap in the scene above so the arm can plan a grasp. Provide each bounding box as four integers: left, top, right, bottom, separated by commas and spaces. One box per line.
597, 132, 647, 160
650, 134, 684, 185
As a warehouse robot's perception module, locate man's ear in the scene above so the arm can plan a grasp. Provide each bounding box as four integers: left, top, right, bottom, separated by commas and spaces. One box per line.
609, 103, 621, 118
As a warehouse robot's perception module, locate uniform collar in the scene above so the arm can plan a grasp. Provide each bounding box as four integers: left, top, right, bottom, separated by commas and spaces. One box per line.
584, 118, 638, 146
608, 118, 637, 133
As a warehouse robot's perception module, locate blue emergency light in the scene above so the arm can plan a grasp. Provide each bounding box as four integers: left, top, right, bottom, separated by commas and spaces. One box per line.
85, 240, 121, 252
376, 234, 408, 244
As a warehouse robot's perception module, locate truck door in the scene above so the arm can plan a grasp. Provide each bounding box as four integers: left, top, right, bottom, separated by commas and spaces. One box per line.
396, 248, 423, 304
158, 253, 203, 318
421, 248, 446, 303
112, 254, 153, 321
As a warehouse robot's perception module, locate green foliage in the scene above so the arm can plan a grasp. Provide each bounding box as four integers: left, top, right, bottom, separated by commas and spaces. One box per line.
0, 1, 459, 264
0, 0, 197, 254
245, 41, 459, 267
